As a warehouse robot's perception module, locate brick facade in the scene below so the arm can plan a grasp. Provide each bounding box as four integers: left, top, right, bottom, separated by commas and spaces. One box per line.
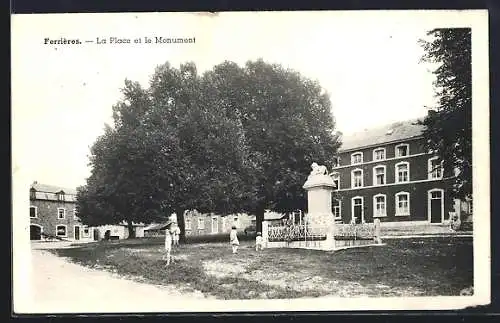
330, 123, 467, 225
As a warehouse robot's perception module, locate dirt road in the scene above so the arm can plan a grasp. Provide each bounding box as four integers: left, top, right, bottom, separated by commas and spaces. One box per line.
17, 243, 210, 313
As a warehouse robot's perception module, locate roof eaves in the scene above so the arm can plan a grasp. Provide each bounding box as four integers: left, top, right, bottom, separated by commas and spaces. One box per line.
338, 135, 424, 153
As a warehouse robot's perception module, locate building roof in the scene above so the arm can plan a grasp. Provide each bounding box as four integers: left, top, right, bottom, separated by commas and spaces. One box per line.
30, 182, 77, 195
144, 222, 173, 231
264, 211, 288, 221
339, 118, 426, 152
33, 191, 77, 202
30, 182, 77, 202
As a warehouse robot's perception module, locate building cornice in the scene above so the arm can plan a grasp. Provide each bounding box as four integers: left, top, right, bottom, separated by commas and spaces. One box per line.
330, 152, 432, 171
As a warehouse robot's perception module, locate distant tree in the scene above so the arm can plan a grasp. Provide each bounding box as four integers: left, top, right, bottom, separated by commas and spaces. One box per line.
418, 28, 472, 200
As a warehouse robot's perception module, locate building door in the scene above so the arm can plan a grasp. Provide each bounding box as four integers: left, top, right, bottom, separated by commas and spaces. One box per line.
30, 225, 41, 240
429, 190, 444, 223
74, 226, 80, 240
211, 217, 218, 234
352, 197, 364, 224
93, 229, 99, 241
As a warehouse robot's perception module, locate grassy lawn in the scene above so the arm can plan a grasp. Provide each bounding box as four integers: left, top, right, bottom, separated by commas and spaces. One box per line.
49, 235, 473, 300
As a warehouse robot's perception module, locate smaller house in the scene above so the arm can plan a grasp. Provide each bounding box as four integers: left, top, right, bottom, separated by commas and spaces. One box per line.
263, 210, 306, 226
93, 222, 145, 240
183, 210, 255, 236
264, 210, 289, 226
143, 222, 174, 238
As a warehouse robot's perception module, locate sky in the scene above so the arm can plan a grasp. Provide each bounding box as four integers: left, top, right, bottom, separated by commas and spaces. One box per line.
12, 11, 462, 190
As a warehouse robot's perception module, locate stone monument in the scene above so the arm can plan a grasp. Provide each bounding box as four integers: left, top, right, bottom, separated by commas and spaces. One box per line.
302, 162, 337, 250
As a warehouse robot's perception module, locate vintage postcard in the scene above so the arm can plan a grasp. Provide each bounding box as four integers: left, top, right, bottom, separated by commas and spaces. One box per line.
11, 10, 490, 313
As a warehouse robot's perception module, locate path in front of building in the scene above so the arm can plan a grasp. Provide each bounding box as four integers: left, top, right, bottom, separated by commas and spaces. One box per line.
18, 242, 212, 314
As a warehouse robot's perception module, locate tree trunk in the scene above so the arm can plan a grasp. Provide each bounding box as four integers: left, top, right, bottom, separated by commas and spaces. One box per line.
255, 207, 265, 234
126, 220, 136, 239
175, 209, 186, 244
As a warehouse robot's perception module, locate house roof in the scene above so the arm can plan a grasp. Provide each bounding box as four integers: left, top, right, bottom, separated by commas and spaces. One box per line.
30, 182, 77, 195
264, 211, 287, 221
144, 222, 173, 231
33, 191, 77, 202
339, 118, 426, 152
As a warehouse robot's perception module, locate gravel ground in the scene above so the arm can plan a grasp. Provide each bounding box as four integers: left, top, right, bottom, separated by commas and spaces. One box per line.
17, 242, 211, 313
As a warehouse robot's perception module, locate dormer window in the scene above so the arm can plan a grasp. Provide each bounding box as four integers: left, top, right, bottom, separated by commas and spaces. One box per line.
57, 191, 65, 202
30, 188, 36, 200
373, 148, 386, 161
351, 152, 363, 165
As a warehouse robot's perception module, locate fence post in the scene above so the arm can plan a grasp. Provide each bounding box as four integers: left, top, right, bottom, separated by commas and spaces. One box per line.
262, 221, 269, 248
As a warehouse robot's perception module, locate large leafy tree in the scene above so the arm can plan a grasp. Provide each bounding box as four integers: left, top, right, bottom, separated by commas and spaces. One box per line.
76, 80, 161, 238
77, 59, 340, 239
419, 28, 472, 200
145, 62, 257, 242
207, 60, 340, 232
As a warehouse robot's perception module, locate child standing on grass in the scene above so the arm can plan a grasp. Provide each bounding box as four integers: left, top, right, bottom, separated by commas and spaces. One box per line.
173, 224, 181, 247
230, 225, 239, 254
255, 232, 264, 251
164, 227, 173, 266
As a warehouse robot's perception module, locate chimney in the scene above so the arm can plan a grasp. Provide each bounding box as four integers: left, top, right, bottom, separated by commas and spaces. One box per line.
33, 181, 38, 185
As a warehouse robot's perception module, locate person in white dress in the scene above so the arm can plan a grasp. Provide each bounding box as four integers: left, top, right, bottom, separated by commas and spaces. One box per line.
229, 225, 239, 254
164, 226, 173, 266
255, 232, 264, 251
172, 224, 181, 247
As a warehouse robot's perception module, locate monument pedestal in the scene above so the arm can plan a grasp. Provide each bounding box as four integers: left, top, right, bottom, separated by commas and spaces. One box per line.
302, 171, 336, 251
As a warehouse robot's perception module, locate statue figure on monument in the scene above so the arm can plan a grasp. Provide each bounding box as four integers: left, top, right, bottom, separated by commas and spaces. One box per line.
309, 162, 328, 176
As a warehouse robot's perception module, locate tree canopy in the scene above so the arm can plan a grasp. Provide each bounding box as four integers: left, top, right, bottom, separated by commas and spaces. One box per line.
418, 28, 472, 200
76, 59, 340, 239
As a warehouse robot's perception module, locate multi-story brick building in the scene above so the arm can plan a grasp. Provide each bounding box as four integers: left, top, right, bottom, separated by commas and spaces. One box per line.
330, 118, 472, 225
29, 182, 94, 241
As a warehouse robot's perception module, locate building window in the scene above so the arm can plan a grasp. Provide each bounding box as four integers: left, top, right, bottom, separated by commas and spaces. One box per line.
56, 225, 67, 237
332, 199, 341, 220
351, 152, 363, 165
197, 217, 205, 229
331, 172, 340, 190
351, 169, 363, 188
395, 162, 410, 183
185, 219, 192, 230
351, 196, 364, 224
373, 165, 386, 186
83, 225, 90, 237
73, 209, 79, 220
30, 189, 36, 200
428, 156, 443, 179
395, 192, 410, 216
373, 148, 386, 161
57, 208, 66, 219
467, 199, 473, 214
30, 206, 37, 218
332, 157, 340, 168
373, 194, 387, 218
395, 143, 409, 157
211, 217, 218, 233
